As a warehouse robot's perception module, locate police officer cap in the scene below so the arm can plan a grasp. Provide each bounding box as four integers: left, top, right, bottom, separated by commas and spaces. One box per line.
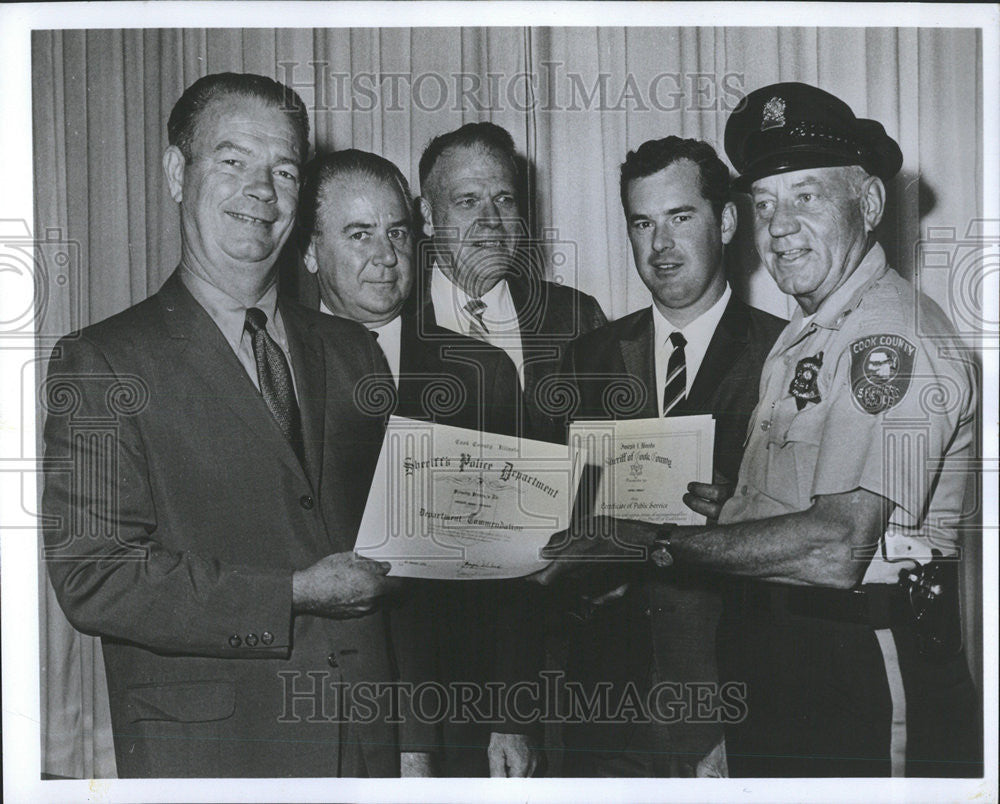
724, 82, 903, 192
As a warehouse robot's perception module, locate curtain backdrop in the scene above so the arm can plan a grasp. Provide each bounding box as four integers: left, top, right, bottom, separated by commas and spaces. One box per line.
32, 27, 983, 778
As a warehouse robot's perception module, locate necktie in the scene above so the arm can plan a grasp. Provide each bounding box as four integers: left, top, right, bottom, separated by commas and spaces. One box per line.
464, 298, 489, 340
662, 330, 687, 417
244, 307, 304, 463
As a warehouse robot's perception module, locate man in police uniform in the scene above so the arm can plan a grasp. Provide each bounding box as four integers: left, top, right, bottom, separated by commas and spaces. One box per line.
535, 82, 982, 778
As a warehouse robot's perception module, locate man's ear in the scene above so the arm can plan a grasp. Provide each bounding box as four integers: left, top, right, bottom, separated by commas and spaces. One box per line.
303, 241, 319, 275
719, 201, 738, 246
418, 197, 434, 238
861, 175, 886, 233
163, 145, 186, 203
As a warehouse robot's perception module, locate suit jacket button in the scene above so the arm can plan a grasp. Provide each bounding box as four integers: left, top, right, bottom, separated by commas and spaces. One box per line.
327, 653, 339, 668
245, 633, 259, 647
261, 631, 274, 645
300, 495, 314, 510
228, 634, 242, 648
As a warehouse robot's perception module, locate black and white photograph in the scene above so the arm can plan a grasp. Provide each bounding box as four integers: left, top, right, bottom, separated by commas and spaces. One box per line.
1, 3, 997, 802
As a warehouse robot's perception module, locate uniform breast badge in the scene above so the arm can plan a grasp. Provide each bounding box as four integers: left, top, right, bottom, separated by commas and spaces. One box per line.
789, 351, 823, 410
849, 335, 916, 414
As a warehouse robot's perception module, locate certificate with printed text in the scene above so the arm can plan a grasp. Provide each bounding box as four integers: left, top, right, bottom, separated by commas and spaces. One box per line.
355, 417, 586, 579
569, 415, 715, 525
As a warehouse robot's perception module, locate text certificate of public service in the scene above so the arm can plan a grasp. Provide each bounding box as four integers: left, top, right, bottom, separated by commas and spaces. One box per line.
569, 415, 715, 526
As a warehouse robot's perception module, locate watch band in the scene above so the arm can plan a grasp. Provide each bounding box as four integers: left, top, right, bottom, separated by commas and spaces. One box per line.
650, 524, 674, 568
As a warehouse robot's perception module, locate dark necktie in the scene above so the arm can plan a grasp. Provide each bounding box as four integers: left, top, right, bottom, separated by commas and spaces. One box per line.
464, 298, 489, 340
244, 307, 304, 463
662, 330, 687, 416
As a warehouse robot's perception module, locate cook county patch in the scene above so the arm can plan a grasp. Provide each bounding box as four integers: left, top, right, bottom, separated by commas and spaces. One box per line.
849, 335, 916, 414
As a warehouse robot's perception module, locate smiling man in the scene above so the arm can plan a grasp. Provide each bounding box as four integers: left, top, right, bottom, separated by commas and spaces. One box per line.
416, 122, 608, 442
42, 74, 435, 778
300, 148, 520, 434
298, 148, 534, 778
556, 137, 784, 777
535, 83, 982, 778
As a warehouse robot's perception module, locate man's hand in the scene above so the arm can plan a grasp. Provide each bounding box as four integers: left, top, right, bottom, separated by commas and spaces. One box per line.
292, 552, 404, 618
400, 751, 435, 777
683, 475, 734, 522
488, 732, 539, 777
529, 515, 656, 587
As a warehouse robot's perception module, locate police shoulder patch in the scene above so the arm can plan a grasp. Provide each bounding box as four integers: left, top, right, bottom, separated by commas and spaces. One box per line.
849, 334, 917, 414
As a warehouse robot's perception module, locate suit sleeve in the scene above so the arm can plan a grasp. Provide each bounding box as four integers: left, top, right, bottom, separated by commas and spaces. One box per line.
42, 335, 294, 658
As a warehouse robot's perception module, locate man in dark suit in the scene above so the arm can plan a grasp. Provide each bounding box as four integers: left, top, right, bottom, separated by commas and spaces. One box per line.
415, 122, 608, 443
41, 73, 434, 778
298, 148, 539, 777
555, 137, 785, 776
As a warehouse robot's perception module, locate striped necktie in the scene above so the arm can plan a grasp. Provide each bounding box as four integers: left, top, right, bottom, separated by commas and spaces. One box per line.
244, 307, 305, 463
464, 297, 489, 340
662, 330, 687, 417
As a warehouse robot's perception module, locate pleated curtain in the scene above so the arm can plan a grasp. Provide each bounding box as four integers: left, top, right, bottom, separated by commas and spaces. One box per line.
32, 26, 983, 778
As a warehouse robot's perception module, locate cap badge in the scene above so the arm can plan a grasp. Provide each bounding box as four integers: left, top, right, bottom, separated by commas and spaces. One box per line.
761, 96, 786, 131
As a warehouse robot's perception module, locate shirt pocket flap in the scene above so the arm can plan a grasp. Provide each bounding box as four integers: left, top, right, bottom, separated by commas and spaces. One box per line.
125, 680, 236, 723
768, 396, 823, 447
784, 409, 823, 446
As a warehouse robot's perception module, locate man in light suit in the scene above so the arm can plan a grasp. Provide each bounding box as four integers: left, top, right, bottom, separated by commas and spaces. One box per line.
415, 122, 608, 443
555, 137, 785, 776
42, 73, 434, 778
298, 148, 541, 777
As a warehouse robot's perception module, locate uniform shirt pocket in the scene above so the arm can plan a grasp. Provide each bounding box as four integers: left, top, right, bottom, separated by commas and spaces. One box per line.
763, 396, 824, 510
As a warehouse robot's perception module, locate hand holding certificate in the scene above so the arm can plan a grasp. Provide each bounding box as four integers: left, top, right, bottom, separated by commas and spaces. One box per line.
530, 415, 716, 586
354, 417, 585, 579
570, 414, 715, 525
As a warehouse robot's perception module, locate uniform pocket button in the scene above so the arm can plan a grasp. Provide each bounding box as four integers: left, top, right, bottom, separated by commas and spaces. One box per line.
327, 653, 339, 668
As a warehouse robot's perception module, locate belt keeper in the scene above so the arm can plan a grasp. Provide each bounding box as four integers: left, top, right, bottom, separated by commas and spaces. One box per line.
864, 584, 892, 630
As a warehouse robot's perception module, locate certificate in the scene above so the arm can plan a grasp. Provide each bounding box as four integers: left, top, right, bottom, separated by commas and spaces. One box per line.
354, 417, 585, 579
569, 415, 715, 525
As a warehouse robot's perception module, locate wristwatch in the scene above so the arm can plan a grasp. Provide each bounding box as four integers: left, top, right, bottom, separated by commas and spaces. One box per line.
649, 525, 674, 568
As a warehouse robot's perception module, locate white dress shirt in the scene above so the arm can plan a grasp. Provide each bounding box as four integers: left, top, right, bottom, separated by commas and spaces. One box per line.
180, 266, 298, 398
652, 284, 731, 413
429, 265, 526, 385
319, 299, 402, 381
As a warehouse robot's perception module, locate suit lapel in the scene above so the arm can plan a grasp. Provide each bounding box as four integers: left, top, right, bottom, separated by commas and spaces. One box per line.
618, 307, 659, 419
687, 296, 751, 411
282, 302, 326, 489
396, 307, 432, 418
508, 272, 559, 368
156, 272, 309, 482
